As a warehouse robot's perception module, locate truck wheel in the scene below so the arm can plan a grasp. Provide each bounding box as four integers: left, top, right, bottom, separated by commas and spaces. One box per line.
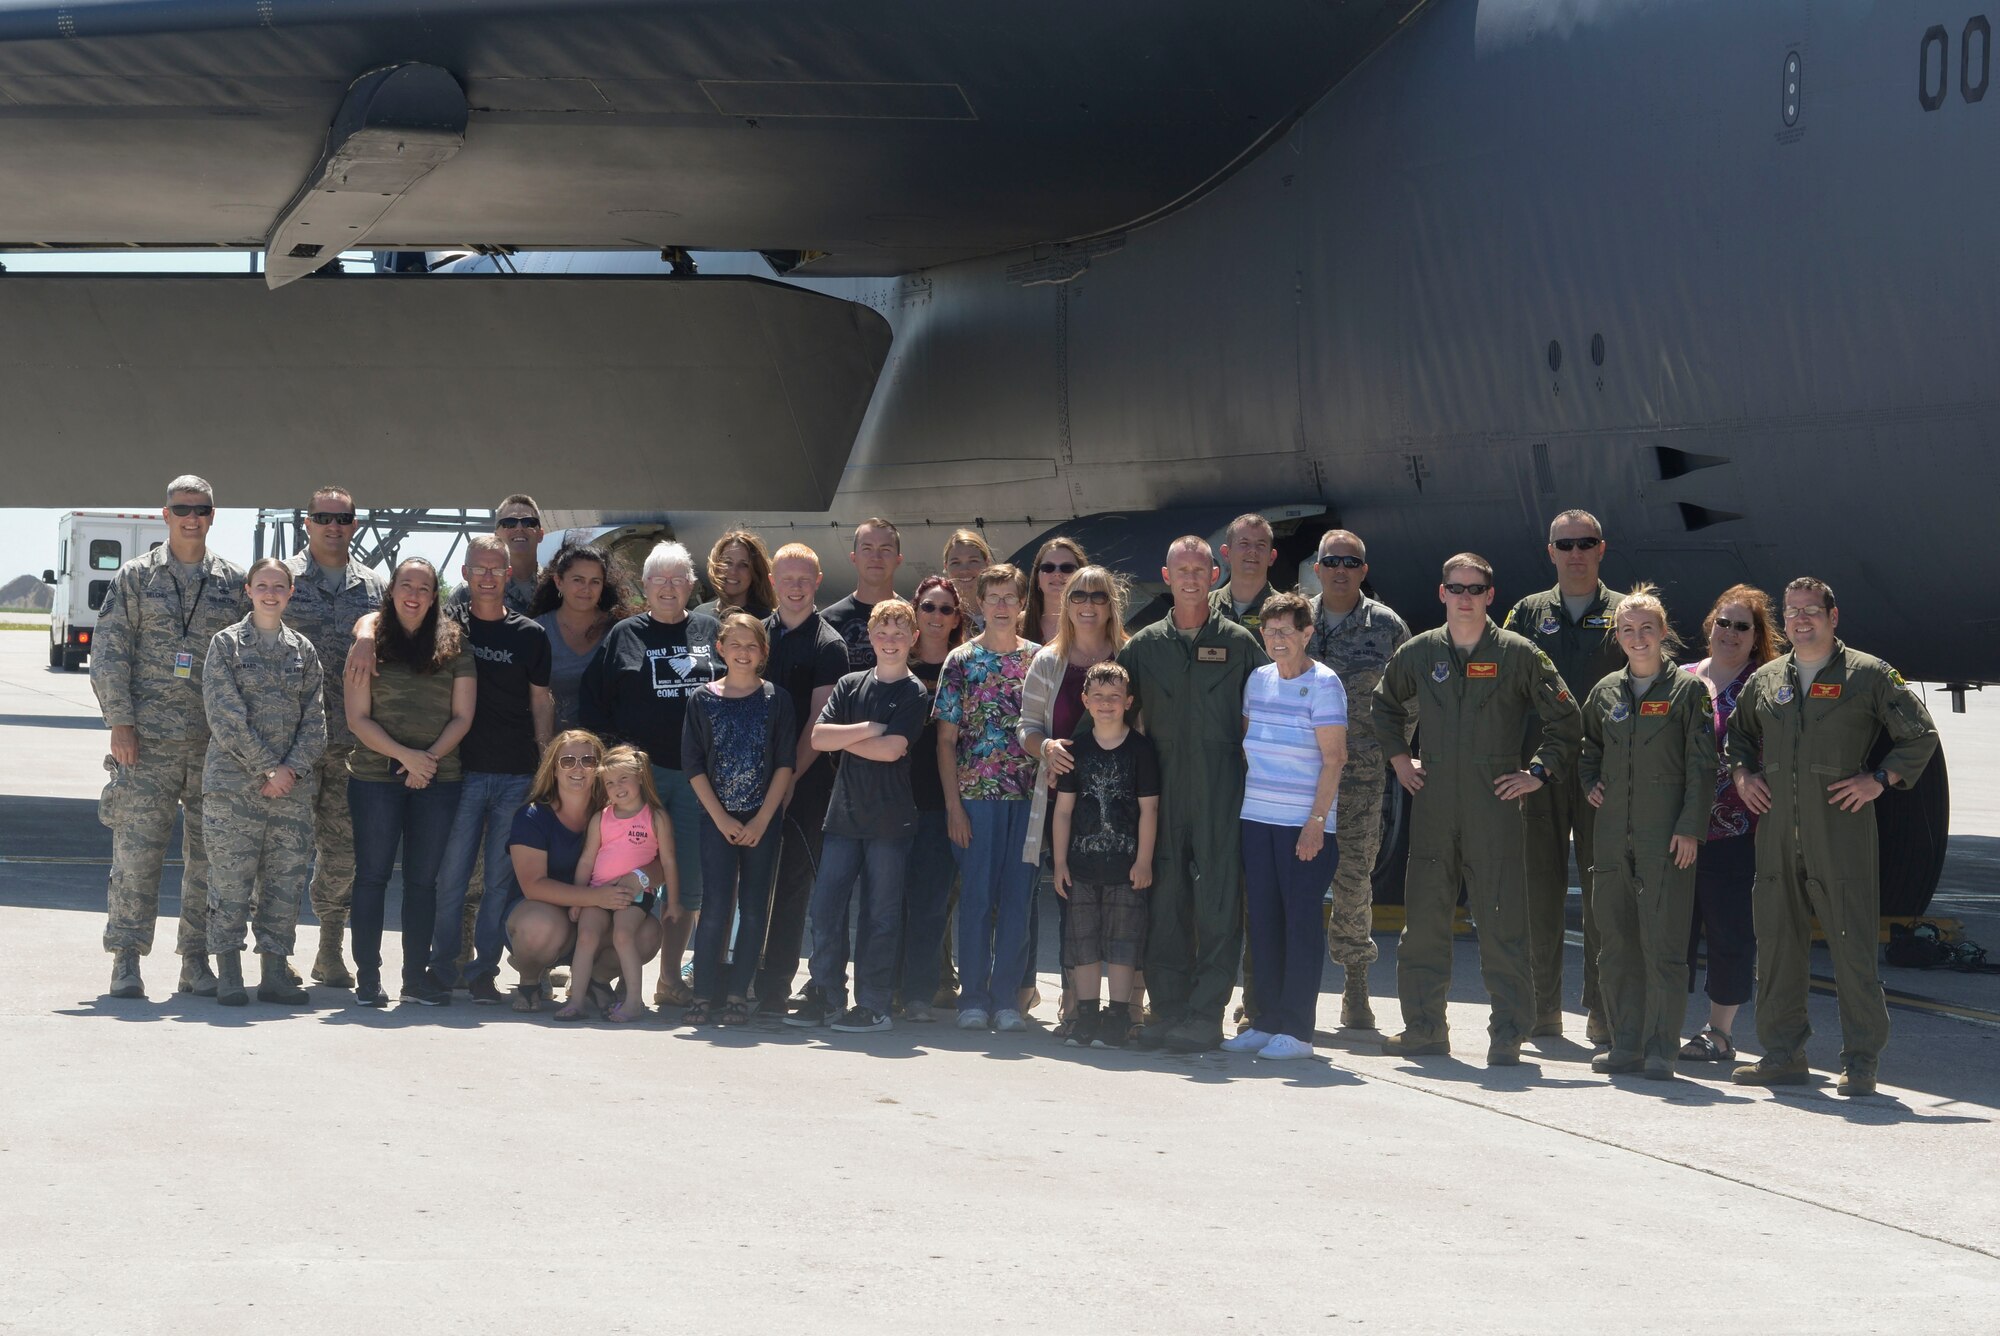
49, 639, 63, 669
61, 647, 85, 673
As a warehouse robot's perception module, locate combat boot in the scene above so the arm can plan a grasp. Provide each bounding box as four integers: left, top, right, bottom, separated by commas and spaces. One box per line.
109, 949, 144, 999
215, 951, 248, 1007
1836, 1065, 1878, 1097
257, 953, 309, 1005
179, 953, 218, 997
1340, 974, 1375, 1030
1584, 1011, 1611, 1046
1485, 1039, 1523, 1067
1732, 1057, 1810, 1086
311, 923, 353, 988
1591, 1053, 1644, 1075
1381, 1030, 1450, 1057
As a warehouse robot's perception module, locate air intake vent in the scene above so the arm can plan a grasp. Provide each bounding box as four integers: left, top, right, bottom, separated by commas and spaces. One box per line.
1678, 503, 1743, 531
1655, 446, 1730, 479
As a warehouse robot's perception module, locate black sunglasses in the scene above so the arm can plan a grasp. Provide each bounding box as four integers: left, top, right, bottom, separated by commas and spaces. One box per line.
1552, 536, 1602, 552
1066, 589, 1111, 606
1443, 581, 1491, 596
1713, 618, 1754, 634
1039, 560, 1079, 575
496, 515, 541, 529
1317, 554, 1364, 569
916, 600, 959, 616
167, 503, 214, 518
308, 511, 356, 526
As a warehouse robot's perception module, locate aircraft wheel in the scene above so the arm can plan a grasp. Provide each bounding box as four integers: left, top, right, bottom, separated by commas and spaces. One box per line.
1873, 734, 1948, 918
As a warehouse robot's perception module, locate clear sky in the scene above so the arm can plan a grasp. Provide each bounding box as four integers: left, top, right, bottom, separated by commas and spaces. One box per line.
0, 251, 463, 584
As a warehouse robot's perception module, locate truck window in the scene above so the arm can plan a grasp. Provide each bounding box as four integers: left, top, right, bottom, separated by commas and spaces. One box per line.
88, 580, 111, 611
89, 539, 122, 571
58, 538, 68, 571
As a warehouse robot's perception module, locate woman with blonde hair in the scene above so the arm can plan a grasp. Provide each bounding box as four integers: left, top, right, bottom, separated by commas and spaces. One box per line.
1679, 584, 1782, 1062
1017, 564, 1130, 1032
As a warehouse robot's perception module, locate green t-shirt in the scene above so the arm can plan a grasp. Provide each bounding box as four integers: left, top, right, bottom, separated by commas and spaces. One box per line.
348, 647, 476, 783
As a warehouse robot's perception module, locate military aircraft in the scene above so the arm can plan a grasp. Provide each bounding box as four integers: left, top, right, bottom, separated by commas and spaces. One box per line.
0, 0, 1979, 907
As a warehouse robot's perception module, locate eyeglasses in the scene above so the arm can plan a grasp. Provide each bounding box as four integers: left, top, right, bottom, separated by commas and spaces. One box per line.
1067, 589, 1111, 606
307, 511, 356, 526
1443, 582, 1491, 596
1712, 619, 1754, 634
556, 754, 599, 770
917, 600, 959, 616
1552, 537, 1602, 552
984, 592, 1023, 607
645, 573, 694, 587
1782, 605, 1828, 621
1317, 554, 1364, 569
167, 503, 214, 518
496, 515, 541, 529
1039, 561, 1079, 575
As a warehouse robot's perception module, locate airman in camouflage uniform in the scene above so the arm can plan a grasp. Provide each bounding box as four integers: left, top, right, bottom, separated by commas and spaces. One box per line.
283, 488, 387, 987
91, 476, 248, 998
1305, 530, 1410, 1029
202, 575, 327, 1004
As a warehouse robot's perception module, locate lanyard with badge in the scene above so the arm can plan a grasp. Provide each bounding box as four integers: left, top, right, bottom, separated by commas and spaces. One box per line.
170, 564, 210, 679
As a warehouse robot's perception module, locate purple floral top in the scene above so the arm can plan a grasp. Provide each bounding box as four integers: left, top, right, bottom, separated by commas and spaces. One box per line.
1691, 657, 1758, 841
934, 640, 1041, 800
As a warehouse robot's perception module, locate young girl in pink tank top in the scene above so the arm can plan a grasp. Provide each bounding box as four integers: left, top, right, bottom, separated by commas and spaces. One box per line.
557, 745, 677, 1023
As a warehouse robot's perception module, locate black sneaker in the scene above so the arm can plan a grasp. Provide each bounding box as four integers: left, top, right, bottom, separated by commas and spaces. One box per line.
467, 974, 504, 1005
354, 971, 388, 1009
1094, 1007, 1131, 1050
400, 977, 451, 1007
784, 995, 837, 1028
830, 1005, 892, 1033
1066, 1003, 1101, 1048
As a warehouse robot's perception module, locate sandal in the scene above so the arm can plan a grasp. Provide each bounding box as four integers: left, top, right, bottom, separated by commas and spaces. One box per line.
512, 980, 546, 1014
607, 999, 648, 1024
1679, 1026, 1735, 1062
717, 1000, 751, 1027
684, 1000, 714, 1025
656, 977, 695, 1008
552, 995, 592, 1022
587, 980, 618, 1014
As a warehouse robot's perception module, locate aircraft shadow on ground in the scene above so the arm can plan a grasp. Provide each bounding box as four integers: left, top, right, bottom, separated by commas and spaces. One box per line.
0, 713, 108, 731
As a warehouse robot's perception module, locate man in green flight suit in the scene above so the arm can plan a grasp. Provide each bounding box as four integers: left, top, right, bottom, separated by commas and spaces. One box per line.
1502, 508, 1624, 1043
1725, 576, 1939, 1096
1119, 535, 1268, 1053
1210, 512, 1282, 633
1374, 553, 1583, 1065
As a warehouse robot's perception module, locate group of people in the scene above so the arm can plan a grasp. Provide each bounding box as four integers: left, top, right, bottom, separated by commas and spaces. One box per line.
88, 479, 1939, 1092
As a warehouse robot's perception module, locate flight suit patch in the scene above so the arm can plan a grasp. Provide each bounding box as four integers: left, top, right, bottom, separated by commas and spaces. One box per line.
1887, 666, 1907, 687
1196, 646, 1228, 663
1610, 701, 1630, 722
1808, 683, 1841, 699
1639, 700, 1670, 716
1432, 661, 1450, 683
1581, 614, 1612, 629
1775, 684, 1794, 704
1538, 615, 1560, 635
1466, 662, 1498, 679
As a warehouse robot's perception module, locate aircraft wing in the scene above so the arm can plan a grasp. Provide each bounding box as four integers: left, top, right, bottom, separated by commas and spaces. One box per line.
0, 0, 1425, 276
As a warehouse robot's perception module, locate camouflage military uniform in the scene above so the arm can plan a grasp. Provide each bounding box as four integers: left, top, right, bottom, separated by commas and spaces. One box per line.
1307, 592, 1411, 969
201, 617, 328, 954
282, 554, 387, 944
90, 546, 249, 955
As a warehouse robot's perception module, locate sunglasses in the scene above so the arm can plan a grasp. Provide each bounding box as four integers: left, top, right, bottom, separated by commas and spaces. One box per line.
556, 754, 599, 770
1039, 561, 1080, 575
308, 511, 356, 526
917, 600, 959, 616
496, 515, 541, 529
1712, 619, 1754, 634
1552, 537, 1602, 552
1317, 554, 1364, 569
1066, 589, 1110, 606
1444, 582, 1491, 596
167, 503, 214, 518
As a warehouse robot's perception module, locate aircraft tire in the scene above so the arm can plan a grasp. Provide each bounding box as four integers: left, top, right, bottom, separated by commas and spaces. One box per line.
1873, 734, 1948, 919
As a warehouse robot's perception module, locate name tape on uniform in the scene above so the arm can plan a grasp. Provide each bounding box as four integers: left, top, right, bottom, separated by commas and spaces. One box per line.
1639, 700, 1670, 715
1196, 646, 1228, 663
1466, 662, 1498, 678
1809, 682, 1842, 699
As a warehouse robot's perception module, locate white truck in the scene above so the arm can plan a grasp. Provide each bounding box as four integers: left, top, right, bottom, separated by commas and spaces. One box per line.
42, 510, 167, 671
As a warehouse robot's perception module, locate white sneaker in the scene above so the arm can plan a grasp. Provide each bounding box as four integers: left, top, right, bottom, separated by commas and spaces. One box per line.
994, 1009, 1026, 1032
1221, 1028, 1276, 1054
1258, 1034, 1314, 1061
957, 1008, 990, 1030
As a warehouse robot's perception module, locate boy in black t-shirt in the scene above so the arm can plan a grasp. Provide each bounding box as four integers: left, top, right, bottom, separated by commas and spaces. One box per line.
786, 599, 929, 1033
1052, 662, 1160, 1049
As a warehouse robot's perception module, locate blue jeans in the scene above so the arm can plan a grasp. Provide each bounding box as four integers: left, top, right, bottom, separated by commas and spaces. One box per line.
433, 770, 532, 985
892, 809, 957, 1006
954, 799, 1036, 1016
349, 776, 462, 986
692, 810, 784, 1002
807, 834, 911, 1014
1241, 818, 1339, 1042
650, 764, 707, 913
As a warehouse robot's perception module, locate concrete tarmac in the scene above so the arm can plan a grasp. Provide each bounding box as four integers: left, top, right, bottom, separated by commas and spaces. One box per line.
3, 634, 1998, 1332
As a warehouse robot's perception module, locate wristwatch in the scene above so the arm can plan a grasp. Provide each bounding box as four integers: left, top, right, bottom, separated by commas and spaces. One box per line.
1526, 762, 1550, 783
631, 867, 651, 905
1871, 768, 1890, 789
